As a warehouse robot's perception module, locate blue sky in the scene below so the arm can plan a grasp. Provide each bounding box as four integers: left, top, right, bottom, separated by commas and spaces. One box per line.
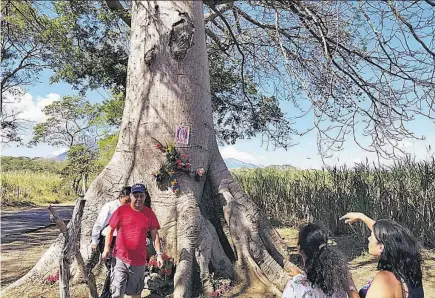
2, 67, 434, 169
2, 3, 434, 169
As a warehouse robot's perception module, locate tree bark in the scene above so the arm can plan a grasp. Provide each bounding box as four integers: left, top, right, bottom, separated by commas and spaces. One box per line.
3, 1, 289, 297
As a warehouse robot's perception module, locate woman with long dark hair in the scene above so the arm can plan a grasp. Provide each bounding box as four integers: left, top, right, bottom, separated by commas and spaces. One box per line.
282, 223, 358, 298
340, 212, 424, 298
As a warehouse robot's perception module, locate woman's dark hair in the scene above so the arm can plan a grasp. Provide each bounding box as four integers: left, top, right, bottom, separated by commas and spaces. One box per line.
119, 186, 131, 197
298, 223, 350, 296
373, 219, 423, 288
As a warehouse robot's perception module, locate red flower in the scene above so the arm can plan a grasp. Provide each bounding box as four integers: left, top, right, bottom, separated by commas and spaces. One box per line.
162, 252, 171, 260
185, 164, 191, 169
181, 154, 189, 159
44, 271, 59, 283
149, 259, 158, 268
176, 159, 181, 164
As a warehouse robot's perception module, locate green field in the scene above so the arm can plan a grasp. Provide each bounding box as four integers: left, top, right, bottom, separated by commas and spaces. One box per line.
1, 170, 74, 207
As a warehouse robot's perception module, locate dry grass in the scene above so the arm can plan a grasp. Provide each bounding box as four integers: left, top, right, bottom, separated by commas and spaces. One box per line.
1, 171, 75, 207
2, 227, 434, 298
234, 159, 435, 248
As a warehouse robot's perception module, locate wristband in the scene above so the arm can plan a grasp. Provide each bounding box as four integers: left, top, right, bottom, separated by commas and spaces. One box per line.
156, 252, 162, 256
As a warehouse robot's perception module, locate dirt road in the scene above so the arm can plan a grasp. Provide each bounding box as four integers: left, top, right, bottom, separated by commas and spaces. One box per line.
1, 205, 74, 240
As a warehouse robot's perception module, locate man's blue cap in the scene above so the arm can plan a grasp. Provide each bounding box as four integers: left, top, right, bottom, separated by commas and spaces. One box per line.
131, 183, 146, 193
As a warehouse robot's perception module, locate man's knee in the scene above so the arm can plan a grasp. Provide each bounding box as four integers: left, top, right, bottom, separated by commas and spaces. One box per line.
111, 258, 128, 298
125, 265, 145, 296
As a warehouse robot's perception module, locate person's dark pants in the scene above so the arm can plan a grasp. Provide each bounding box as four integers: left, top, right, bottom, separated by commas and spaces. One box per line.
98, 234, 116, 298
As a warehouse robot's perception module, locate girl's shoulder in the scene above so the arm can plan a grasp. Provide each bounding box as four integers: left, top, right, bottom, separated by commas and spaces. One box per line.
373, 270, 399, 285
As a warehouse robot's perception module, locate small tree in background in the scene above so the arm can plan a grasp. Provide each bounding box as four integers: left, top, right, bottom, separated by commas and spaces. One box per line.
30, 95, 112, 195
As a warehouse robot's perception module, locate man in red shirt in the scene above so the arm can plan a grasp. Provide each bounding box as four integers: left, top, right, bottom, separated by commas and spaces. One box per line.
102, 183, 163, 298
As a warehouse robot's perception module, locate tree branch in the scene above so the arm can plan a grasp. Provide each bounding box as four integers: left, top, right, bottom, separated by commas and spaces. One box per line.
204, 3, 233, 23
203, 0, 235, 7
385, 0, 435, 58
104, 0, 131, 27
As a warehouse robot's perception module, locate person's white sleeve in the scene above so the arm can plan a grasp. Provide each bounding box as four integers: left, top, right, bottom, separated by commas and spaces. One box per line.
91, 203, 110, 245
281, 274, 304, 298
281, 279, 296, 298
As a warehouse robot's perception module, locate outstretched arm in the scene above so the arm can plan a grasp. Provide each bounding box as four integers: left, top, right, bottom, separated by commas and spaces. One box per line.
91, 203, 110, 250
340, 212, 376, 231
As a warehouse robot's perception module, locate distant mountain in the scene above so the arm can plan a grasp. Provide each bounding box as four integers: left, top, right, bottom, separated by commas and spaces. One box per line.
49, 151, 68, 161
48, 152, 258, 169
224, 158, 260, 169
265, 164, 297, 170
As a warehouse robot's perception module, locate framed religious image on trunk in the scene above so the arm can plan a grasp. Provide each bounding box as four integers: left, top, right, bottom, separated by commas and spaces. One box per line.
175, 125, 190, 145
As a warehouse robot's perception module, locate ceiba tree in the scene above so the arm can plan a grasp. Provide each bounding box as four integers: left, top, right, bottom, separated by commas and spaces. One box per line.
4, 0, 434, 297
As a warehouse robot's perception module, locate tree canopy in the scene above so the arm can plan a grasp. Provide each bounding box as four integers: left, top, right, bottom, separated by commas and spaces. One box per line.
2, 0, 434, 159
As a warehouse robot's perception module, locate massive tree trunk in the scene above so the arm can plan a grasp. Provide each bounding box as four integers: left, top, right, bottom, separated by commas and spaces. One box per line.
4, 1, 289, 297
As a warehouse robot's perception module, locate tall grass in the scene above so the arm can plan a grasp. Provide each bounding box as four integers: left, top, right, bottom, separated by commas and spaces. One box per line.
233, 158, 435, 247
1, 171, 74, 207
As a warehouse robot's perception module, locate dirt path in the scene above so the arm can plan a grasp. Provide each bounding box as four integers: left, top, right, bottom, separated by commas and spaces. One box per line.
0, 205, 74, 239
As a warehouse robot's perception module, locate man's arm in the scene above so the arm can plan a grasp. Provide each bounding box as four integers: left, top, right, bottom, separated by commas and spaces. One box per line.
151, 229, 163, 267
102, 225, 114, 260
91, 203, 110, 250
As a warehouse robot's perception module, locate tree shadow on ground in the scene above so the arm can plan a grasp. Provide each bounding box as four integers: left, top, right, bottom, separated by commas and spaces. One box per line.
0, 226, 59, 288
1, 225, 59, 248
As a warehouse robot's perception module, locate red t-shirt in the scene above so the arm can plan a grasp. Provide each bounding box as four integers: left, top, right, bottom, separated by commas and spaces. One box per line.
108, 205, 160, 266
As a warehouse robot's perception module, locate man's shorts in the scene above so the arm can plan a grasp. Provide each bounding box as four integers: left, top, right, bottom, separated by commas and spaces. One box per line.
111, 258, 145, 297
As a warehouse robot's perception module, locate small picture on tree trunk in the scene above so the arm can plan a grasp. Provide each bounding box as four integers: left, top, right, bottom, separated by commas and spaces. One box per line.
175, 125, 190, 145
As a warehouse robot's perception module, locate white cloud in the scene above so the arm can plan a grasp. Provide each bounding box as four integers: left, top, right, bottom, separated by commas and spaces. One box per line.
398, 140, 413, 150
3, 90, 61, 123
219, 146, 258, 164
